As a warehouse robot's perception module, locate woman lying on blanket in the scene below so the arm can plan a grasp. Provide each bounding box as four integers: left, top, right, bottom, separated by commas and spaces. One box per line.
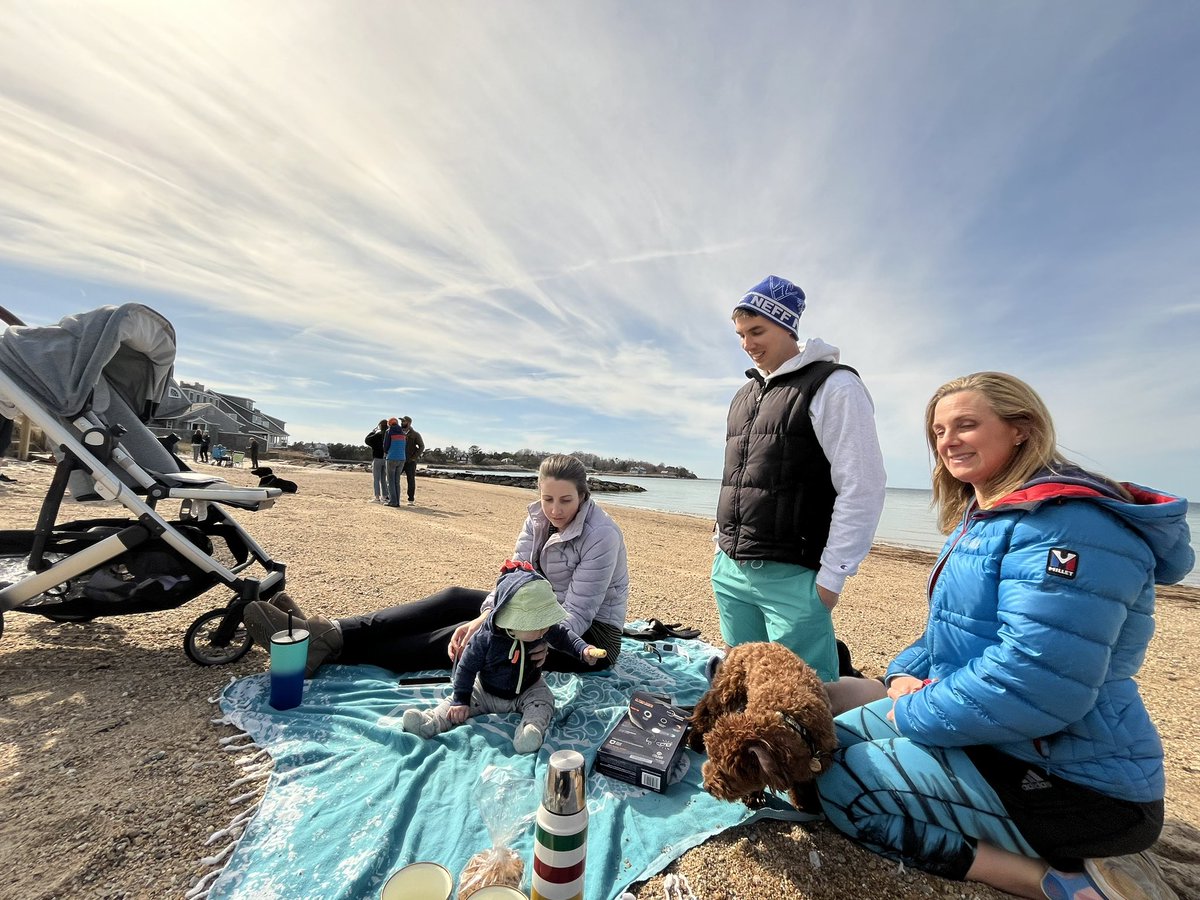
816, 372, 1193, 900
401, 562, 606, 753
243, 453, 630, 677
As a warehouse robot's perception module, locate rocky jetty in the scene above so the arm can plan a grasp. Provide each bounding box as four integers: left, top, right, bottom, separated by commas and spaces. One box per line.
418, 469, 645, 493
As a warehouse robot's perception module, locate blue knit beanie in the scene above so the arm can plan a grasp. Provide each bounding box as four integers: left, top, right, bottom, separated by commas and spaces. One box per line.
734, 275, 806, 338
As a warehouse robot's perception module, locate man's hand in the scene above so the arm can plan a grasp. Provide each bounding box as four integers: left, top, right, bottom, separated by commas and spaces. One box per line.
816, 585, 840, 611
447, 703, 469, 724
448, 613, 487, 662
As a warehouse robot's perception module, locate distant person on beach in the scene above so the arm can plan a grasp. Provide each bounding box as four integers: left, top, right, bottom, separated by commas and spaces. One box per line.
712, 275, 886, 684
399, 415, 424, 505
400, 561, 607, 753
191, 427, 203, 462
382, 417, 407, 506
817, 371, 1193, 900
243, 453, 629, 677
364, 419, 388, 503
200, 432, 211, 463
249, 437, 260, 469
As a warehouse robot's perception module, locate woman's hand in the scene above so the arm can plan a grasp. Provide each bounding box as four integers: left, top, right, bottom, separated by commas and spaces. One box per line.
886, 675, 929, 701
526, 641, 549, 667
448, 613, 488, 662
447, 703, 470, 724
886, 675, 934, 721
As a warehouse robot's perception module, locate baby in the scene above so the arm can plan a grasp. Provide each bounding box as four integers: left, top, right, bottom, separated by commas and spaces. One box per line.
402, 563, 606, 753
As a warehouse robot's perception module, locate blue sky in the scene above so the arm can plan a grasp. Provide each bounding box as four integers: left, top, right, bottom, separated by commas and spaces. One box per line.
2, 3, 1197, 493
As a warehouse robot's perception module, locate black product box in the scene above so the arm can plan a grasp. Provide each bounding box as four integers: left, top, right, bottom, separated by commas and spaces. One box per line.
595, 691, 691, 793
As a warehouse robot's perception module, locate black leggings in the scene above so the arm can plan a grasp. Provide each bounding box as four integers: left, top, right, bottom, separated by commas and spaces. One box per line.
335, 586, 618, 674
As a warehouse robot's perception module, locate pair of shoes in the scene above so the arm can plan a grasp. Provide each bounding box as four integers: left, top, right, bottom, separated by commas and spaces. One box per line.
407, 499, 415, 505
243, 602, 342, 677
837, 639, 866, 679
1043, 853, 1178, 900
244, 601, 293, 648
268, 591, 306, 618
704, 651, 725, 684
1086, 852, 1177, 900
621, 618, 702, 641
513, 723, 544, 754
304, 614, 343, 677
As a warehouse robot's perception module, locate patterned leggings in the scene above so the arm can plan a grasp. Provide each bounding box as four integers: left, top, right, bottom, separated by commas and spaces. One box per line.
815, 698, 1037, 880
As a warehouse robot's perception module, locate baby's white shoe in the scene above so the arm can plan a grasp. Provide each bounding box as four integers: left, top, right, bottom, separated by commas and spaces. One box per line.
513, 724, 544, 754
401, 709, 438, 738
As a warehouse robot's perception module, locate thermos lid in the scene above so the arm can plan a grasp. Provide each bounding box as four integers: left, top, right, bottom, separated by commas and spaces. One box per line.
270, 628, 310, 646
543, 749, 587, 815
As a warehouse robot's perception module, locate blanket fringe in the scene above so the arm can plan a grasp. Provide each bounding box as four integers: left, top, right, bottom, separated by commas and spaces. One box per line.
185, 867, 221, 900
663, 872, 698, 900
189, 691, 273, 900
207, 676, 238, 705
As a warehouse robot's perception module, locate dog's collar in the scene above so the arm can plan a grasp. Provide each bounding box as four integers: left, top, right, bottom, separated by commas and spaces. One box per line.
779, 711, 825, 773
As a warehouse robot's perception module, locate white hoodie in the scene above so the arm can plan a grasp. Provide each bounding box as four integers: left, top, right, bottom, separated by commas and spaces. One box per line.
759, 338, 887, 594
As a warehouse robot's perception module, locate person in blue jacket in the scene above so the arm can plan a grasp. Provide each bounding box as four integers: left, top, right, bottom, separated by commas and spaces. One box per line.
382, 416, 407, 506
401, 561, 605, 753
817, 372, 1193, 900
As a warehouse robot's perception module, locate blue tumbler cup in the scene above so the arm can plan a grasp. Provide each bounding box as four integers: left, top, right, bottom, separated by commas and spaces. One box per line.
269, 627, 309, 710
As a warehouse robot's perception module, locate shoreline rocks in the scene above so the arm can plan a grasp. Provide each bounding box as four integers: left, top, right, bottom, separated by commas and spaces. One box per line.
418, 469, 646, 493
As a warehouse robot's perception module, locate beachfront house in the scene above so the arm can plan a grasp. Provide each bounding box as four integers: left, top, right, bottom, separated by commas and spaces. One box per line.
152, 381, 290, 453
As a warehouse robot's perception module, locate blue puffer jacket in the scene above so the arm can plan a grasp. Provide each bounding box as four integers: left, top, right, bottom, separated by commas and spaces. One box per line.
888, 467, 1194, 803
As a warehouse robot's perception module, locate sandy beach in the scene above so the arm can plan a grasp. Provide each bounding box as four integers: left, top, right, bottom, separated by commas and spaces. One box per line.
1, 458, 1196, 900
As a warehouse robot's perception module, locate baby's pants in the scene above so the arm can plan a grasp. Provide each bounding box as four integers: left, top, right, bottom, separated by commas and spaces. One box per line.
428, 679, 555, 735
816, 697, 1037, 880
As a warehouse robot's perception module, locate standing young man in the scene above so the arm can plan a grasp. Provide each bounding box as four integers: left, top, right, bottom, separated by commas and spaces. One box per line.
713, 275, 886, 684
399, 416, 425, 505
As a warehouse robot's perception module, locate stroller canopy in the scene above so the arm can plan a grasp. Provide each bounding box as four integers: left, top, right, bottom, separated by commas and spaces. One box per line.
0, 303, 184, 421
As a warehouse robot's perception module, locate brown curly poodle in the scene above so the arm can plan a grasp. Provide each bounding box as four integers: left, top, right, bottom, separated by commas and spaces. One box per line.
687, 642, 836, 811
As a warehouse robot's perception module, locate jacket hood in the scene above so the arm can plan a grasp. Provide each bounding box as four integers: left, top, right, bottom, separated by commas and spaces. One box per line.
487, 566, 551, 630
993, 465, 1194, 585
761, 337, 840, 383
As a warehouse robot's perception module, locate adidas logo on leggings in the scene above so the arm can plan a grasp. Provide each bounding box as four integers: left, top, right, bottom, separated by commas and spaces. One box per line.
1021, 769, 1052, 791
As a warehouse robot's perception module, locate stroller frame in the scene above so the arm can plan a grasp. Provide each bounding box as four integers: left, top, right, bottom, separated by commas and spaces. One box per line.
0, 305, 287, 665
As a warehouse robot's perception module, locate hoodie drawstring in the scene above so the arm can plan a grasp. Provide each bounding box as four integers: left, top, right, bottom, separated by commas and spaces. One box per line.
509, 636, 525, 694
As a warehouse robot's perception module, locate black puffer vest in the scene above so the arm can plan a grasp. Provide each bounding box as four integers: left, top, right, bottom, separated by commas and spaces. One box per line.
716, 360, 855, 570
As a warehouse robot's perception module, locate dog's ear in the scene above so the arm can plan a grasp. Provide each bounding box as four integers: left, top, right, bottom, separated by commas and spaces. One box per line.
747, 743, 792, 792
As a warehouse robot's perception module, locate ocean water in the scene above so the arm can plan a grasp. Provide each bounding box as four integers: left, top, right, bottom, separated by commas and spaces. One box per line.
429, 469, 1199, 588
591, 476, 1200, 590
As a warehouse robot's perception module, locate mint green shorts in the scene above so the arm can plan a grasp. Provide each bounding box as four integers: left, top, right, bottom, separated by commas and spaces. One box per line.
710, 550, 839, 681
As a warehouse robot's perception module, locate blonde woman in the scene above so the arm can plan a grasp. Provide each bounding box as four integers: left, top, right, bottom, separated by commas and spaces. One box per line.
818, 372, 1193, 900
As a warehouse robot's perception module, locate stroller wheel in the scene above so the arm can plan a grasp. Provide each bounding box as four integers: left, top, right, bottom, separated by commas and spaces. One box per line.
185, 608, 253, 666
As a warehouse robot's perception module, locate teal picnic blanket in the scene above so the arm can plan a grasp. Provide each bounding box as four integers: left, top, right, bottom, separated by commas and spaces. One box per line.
208, 636, 811, 900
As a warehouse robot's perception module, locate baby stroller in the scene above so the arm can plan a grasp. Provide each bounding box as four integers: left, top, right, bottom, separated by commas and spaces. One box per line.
0, 303, 287, 665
